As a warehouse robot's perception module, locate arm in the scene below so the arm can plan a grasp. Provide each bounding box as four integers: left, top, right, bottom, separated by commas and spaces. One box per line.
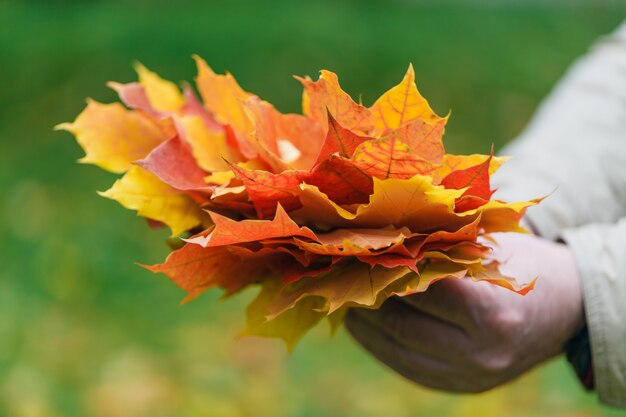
347, 21, 626, 406
494, 20, 626, 407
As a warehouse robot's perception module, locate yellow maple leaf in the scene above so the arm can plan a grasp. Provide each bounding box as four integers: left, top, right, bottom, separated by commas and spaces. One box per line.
56, 100, 167, 173
242, 279, 327, 351
194, 55, 254, 140
99, 165, 209, 236
176, 114, 235, 172
369, 64, 443, 134
134, 62, 185, 113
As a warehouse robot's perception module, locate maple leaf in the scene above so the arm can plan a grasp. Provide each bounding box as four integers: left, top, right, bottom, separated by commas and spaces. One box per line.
441, 148, 495, 211
261, 262, 414, 318
194, 56, 253, 135
306, 227, 413, 251
136, 136, 212, 191
468, 198, 542, 233
244, 96, 324, 171
433, 153, 509, 181
230, 164, 308, 218
243, 279, 327, 351
186, 204, 317, 247
133, 62, 185, 114
383, 117, 447, 164
351, 138, 433, 179
297, 70, 374, 135
175, 114, 237, 172
369, 64, 444, 134
99, 165, 210, 236
56, 100, 168, 173
193, 56, 259, 160
397, 262, 469, 295
144, 243, 285, 301
107, 63, 185, 117
292, 175, 465, 231
60, 59, 541, 350
471, 260, 537, 295
231, 156, 373, 218
108, 81, 159, 117
312, 112, 371, 165
306, 156, 373, 205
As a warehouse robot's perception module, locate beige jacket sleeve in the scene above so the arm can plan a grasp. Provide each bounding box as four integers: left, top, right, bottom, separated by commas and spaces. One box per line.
492, 21, 626, 407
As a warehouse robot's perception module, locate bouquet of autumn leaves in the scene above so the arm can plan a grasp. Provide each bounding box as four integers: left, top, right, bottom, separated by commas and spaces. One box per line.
59, 57, 539, 349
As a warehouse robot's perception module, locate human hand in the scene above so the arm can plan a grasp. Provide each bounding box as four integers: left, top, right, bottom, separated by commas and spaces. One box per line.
345, 232, 584, 392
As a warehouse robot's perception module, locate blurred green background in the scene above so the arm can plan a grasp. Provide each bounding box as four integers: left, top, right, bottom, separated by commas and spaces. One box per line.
1, 0, 625, 416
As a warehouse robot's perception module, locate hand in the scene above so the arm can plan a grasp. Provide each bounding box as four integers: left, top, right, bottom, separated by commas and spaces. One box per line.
345, 232, 585, 393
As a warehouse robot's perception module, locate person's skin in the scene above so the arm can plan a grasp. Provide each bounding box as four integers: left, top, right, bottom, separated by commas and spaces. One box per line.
345, 232, 585, 393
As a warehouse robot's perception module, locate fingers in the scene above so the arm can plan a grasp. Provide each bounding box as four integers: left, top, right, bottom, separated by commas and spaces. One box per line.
345, 308, 458, 391
397, 277, 484, 328
346, 298, 470, 362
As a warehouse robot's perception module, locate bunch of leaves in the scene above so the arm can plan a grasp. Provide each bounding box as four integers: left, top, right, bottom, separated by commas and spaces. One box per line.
58, 58, 539, 349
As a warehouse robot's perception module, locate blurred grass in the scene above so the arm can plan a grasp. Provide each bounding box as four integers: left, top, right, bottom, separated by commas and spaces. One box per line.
1, 0, 625, 416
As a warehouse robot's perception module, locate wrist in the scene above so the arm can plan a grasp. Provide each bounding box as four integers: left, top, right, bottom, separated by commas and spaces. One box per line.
555, 240, 593, 390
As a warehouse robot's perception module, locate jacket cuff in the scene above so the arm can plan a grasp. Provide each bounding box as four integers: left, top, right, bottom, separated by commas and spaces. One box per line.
565, 324, 594, 390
